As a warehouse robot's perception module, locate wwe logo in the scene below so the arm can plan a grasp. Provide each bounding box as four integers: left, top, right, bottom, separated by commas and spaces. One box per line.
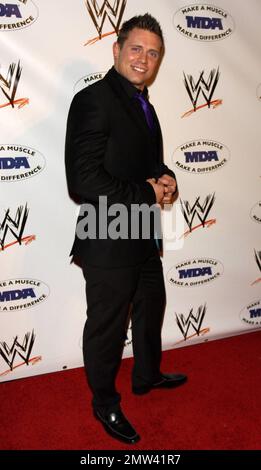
0, 61, 22, 108
252, 249, 261, 285
180, 193, 216, 234
0, 330, 35, 371
182, 68, 221, 117
0, 61, 28, 109
84, 0, 127, 45
175, 304, 206, 340
0, 204, 30, 251
254, 249, 261, 273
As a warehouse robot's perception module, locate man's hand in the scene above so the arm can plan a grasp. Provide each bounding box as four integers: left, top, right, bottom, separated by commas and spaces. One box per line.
146, 178, 165, 203
157, 174, 177, 204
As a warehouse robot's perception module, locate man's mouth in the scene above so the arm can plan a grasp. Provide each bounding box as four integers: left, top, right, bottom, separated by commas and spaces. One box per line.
132, 66, 147, 73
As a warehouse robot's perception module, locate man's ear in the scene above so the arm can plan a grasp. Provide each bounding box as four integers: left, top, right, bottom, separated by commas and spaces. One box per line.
113, 42, 120, 61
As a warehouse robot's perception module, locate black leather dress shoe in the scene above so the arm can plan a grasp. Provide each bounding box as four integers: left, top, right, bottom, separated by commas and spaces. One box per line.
133, 373, 187, 395
94, 408, 140, 444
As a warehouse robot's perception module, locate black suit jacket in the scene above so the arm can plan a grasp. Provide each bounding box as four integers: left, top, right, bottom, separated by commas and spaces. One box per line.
65, 67, 176, 267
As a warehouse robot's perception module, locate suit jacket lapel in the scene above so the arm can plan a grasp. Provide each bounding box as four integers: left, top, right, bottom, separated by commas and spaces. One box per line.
104, 69, 154, 140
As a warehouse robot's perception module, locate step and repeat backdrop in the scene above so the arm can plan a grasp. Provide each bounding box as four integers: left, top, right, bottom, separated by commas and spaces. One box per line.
1, 0, 260, 381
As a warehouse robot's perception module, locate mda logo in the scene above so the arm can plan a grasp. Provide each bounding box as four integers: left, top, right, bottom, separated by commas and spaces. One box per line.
167, 257, 223, 287
173, 4, 235, 42
0, 1, 38, 31
240, 299, 261, 327
0, 278, 49, 311
173, 139, 230, 174
250, 201, 261, 224
74, 72, 106, 94
0, 144, 45, 182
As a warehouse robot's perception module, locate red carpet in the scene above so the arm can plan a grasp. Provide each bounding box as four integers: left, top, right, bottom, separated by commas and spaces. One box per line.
1, 331, 261, 450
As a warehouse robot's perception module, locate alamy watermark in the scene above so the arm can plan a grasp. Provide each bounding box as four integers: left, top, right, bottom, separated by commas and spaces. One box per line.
75, 196, 184, 251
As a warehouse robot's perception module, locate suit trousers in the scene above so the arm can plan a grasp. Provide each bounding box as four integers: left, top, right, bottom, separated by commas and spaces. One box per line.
81, 244, 166, 411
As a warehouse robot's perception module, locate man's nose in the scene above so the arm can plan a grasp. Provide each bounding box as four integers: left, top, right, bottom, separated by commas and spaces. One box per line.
139, 50, 148, 63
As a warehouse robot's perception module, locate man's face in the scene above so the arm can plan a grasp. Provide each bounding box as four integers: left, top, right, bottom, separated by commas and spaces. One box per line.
113, 27, 162, 90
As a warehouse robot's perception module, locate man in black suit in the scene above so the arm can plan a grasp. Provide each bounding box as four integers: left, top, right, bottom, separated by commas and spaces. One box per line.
65, 13, 187, 444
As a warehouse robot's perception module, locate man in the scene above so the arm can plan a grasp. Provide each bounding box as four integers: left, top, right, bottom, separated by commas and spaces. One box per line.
65, 13, 187, 444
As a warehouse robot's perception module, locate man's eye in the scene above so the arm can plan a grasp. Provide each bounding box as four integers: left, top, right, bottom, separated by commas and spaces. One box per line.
149, 51, 159, 59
